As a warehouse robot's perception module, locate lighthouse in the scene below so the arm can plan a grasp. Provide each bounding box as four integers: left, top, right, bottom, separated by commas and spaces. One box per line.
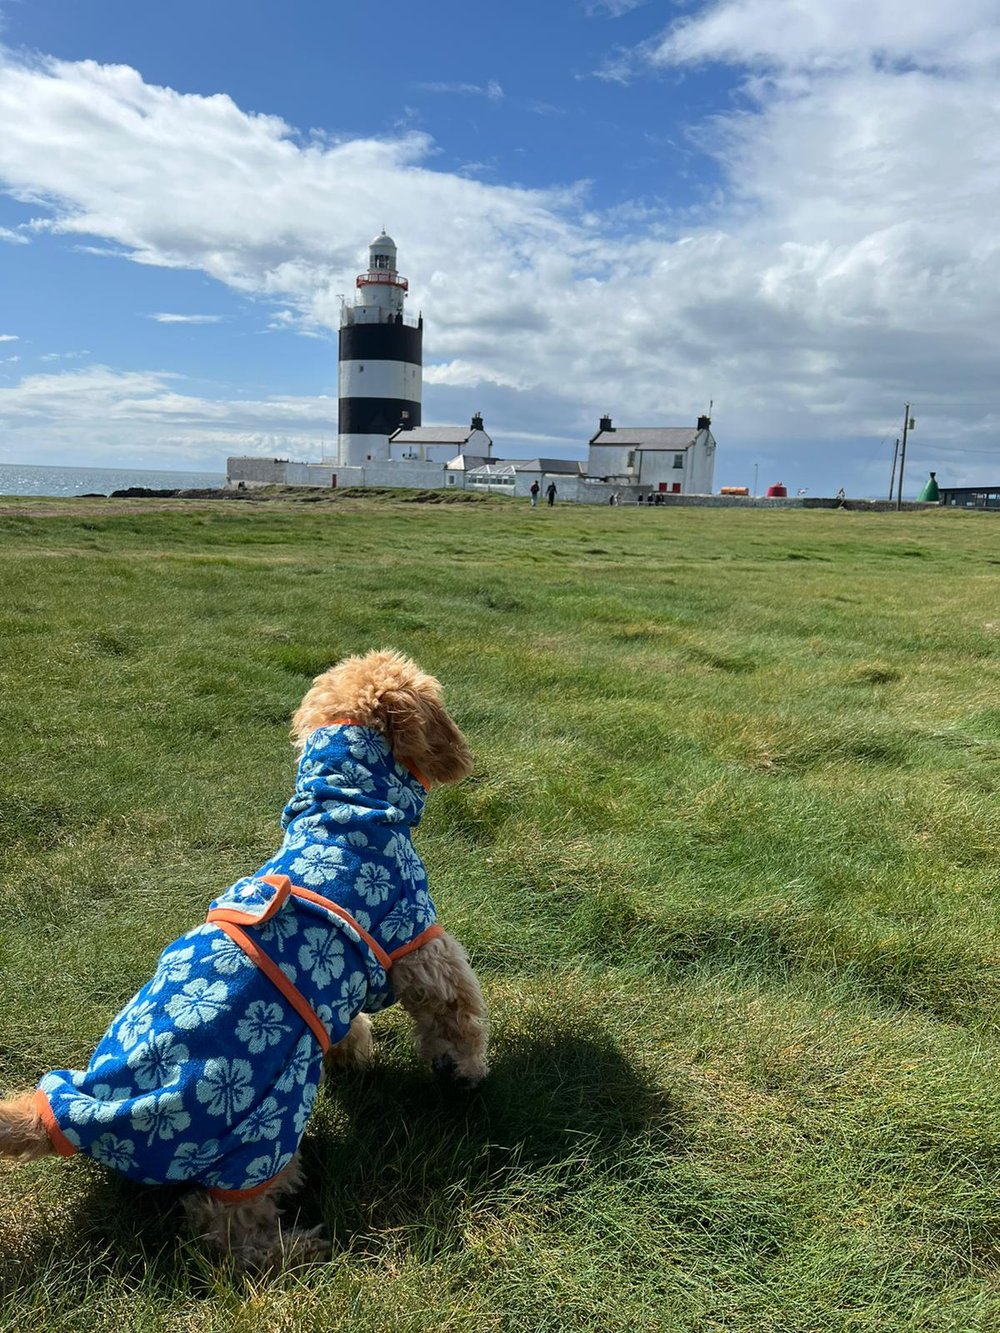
337, 231, 422, 466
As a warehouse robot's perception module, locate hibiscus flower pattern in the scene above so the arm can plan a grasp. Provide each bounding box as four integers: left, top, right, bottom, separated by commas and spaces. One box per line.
147, 945, 195, 996
209, 932, 256, 976
344, 726, 389, 765
274, 1034, 318, 1092
126, 1031, 190, 1091
244, 1145, 295, 1189
236, 1095, 284, 1143
384, 833, 426, 886
386, 771, 422, 813
166, 1139, 223, 1181
355, 862, 393, 906
63, 1083, 129, 1126
235, 1000, 290, 1054
298, 927, 345, 987
165, 978, 230, 1030
339, 759, 376, 795
293, 1082, 319, 1136
195, 1058, 256, 1120
116, 999, 157, 1051
335, 971, 367, 1028
91, 1133, 137, 1174
289, 841, 352, 887
130, 1091, 191, 1144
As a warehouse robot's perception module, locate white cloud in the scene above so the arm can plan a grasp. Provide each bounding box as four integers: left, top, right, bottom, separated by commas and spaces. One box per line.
0, 26, 998, 489
424, 359, 527, 391
583, 1, 648, 16
650, 0, 1000, 72
0, 224, 27, 244
0, 365, 337, 468
0, 333, 17, 341
418, 80, 504, 101
150, 312, 223, 324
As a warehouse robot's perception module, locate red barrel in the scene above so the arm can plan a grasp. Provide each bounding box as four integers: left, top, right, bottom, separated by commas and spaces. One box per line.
765, 482, 787, 497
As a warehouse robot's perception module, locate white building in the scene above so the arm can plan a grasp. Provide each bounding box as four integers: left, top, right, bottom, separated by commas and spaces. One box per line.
586, 415, 717, 494
388, 413, 492, 464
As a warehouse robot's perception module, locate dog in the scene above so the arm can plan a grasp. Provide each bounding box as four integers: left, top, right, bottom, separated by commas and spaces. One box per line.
0, 649, 488, 1270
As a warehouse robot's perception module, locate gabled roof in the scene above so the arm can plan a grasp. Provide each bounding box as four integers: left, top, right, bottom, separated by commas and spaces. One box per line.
388, 425, 490, 444
513, 458, 585, 475
589, 427, 703, 450
445, 454, 493, 471
467, 461, 516, 478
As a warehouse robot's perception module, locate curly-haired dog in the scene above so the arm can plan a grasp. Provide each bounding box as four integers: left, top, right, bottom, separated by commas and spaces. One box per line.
0, 650, 488, 1270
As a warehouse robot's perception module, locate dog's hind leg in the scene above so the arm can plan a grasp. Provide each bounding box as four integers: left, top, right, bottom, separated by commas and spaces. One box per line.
390, 931, 489, 1087
324, 1012, 373, 1072
182, 1154, 330, 1272
0, 1091, 54, 1162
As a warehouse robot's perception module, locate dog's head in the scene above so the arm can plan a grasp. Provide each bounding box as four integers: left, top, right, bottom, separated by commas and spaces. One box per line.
291, 649, 473, 787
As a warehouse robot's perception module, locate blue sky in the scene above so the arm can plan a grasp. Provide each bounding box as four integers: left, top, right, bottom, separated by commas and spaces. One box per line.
0, 0, 998, 495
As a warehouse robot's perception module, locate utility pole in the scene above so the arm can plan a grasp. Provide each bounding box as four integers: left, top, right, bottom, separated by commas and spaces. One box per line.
753, 462, 758, 498
888, 437, 900, 500
895, 404, 914, 511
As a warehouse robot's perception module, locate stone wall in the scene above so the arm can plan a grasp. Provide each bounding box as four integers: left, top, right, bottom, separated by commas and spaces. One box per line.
226, 457, 337, 487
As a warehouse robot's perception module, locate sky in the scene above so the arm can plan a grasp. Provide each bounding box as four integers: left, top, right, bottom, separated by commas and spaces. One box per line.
0, 0, 997, 496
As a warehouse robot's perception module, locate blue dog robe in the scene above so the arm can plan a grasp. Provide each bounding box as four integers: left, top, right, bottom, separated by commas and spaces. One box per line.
36, 724, 441, 1199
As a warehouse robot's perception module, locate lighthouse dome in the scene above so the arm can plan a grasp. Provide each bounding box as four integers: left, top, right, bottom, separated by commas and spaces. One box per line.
370, 230, 396, 252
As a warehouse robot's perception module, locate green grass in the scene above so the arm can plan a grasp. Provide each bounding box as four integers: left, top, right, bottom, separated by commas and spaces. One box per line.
2, 496, 1000, 1331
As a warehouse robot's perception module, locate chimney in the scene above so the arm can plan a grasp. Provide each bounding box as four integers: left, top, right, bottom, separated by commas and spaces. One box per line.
599, 414, 614, 432
471, 412, 484, 431
697, 414, 711, 431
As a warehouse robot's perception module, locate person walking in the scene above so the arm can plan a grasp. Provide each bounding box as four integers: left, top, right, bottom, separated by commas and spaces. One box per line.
546, 481, 557, 507
529, 480, 540, 507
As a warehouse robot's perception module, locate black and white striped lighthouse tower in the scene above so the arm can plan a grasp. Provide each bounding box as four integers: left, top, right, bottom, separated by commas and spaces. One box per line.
337, 231, 422, 466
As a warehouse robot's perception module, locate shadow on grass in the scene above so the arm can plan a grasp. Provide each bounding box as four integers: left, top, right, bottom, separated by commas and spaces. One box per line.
312, 1022, 683, 1256
0, 1024, 679, 1292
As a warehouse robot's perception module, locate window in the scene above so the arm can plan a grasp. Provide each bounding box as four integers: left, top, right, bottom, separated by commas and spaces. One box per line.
673, 453, 684, 468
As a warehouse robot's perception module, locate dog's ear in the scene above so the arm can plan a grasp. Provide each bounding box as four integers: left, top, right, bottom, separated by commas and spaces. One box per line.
374, 672, 474, 788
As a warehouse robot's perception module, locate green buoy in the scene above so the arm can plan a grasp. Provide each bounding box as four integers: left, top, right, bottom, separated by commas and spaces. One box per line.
917, 471, 940, 502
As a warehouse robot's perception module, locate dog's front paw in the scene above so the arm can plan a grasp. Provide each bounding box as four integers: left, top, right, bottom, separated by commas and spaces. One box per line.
432, 1053, 488, 1090
254, 1224, 331, 1274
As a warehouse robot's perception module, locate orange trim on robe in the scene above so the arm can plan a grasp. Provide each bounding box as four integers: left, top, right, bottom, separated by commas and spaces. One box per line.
288, 885, 394, 972
388, 923, 444, 963
207, 1174, 287, 1203
210, 919, 331, 1055
34, 1088, 78, 1158
206, 873, 292, 927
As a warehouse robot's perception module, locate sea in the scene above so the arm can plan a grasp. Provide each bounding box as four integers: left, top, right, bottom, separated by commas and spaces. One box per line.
0, 462, 227, 498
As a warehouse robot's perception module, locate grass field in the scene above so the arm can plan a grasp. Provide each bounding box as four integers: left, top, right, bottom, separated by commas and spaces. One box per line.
1, 494, 1000, 1332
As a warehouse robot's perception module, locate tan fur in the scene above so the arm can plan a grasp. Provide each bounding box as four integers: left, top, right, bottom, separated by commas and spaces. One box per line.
0, 649, 488, 1273
181, 1154, 330, 1271
391, 932, 489, 1085
324, 1012, 374, 1070
0, 1092, 53, 1162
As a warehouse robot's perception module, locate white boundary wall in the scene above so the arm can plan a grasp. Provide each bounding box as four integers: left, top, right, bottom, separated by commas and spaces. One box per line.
226, 456, 695, 505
